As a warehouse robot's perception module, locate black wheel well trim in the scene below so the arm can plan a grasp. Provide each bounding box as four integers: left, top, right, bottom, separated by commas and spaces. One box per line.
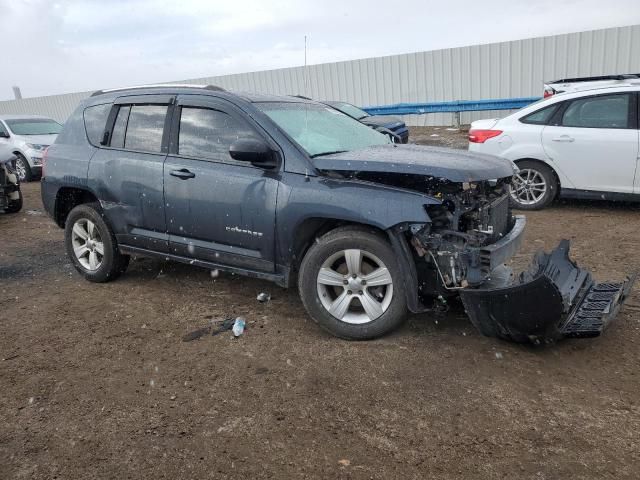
53, 187, 100, 227
386, 224, 430, 314
513, 158, 561, 198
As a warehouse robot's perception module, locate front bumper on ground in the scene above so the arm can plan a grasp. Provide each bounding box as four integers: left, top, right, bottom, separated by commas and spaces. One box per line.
459, 240, 636, 344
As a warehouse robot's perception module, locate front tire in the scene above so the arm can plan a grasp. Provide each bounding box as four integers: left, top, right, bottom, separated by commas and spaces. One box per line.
509, 160, 557, 210
14, 154, 32, 182
64, 203, 129, 282
298, 226, 407, 340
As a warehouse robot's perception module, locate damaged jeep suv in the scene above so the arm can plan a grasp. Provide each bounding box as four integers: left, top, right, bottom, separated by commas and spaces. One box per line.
42, 85, 634, 343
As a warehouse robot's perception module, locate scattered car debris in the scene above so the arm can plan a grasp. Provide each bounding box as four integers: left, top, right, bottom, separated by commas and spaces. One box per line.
460, 240, 636, 344
232, 317, 246, 337
257, 292, 271, 303
210, 269, 220, 278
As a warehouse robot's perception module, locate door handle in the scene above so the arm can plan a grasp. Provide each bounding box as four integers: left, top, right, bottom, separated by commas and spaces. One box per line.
552, 135, 575, 142
170, 168, 195, 179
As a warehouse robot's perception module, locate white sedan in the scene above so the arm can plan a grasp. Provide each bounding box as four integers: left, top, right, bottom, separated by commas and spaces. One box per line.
468, 85, 639, 209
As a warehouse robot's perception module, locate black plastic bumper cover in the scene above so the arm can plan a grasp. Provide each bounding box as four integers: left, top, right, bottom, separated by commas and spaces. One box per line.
459, 240, 636, 344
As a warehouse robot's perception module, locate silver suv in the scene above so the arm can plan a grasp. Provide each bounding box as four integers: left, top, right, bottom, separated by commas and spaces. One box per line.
0, 115, 62, 182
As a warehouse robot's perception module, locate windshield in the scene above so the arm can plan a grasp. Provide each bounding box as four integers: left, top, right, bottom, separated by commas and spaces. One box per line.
330, 102, 369, 120
5, 118, 62, 135
257, 102, 390, 157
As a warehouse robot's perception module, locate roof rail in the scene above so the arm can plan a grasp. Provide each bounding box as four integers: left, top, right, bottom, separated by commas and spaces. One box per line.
548, 74, 640, 84
90, 84, 225, 97
290, 95, 313, 100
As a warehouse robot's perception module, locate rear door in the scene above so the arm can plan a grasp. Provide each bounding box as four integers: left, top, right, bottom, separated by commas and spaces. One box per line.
163, 95, 279, 272
88, 94, 172, 251
541, 92, 638, 193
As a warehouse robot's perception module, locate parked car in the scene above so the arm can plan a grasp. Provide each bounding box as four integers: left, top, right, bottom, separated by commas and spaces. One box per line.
0, 115, 63, 182
0, 144, 22, 214
321, 101, 410, 143
544, 73, 640, 98
41, 85, 632, 343
469, 84, 640, 210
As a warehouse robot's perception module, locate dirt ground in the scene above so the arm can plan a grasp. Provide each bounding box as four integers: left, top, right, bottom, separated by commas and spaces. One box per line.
1, 133, 640, 479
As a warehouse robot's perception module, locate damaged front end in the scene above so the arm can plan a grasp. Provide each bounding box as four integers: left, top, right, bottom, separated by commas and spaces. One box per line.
403, 179, 634, 345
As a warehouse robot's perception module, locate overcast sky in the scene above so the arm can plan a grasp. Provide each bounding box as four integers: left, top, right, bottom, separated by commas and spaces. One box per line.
2, 0, 640, 100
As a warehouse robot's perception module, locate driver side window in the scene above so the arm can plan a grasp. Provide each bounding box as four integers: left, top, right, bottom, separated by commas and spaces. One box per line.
178, 107, 257, 164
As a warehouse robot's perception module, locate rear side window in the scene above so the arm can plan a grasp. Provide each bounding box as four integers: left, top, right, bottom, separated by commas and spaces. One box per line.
561, 94, 631, 129
124, 105, 167, 152
178, 107, 256, 162
520, 104, 559, 125
83, 103, 111, 146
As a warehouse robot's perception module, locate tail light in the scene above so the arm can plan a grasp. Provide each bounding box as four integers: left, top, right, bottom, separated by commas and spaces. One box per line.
468, 129, 503, 143
543, 85, 555, 98
41, 147, 49, 178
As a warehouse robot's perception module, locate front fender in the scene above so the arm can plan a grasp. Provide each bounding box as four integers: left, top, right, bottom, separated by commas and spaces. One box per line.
276, 173, 437, 271
281, 174, 438, 230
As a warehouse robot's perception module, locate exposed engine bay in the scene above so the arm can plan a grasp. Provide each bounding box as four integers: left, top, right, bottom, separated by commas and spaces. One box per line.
330, 169, 518, 290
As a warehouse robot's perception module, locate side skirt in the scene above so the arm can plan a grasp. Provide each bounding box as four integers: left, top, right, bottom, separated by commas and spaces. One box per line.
560, 188, 640, 202
119, 245, 289, 288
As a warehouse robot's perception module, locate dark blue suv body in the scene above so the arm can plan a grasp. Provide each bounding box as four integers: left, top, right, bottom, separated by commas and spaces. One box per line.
42, 85, 630, 343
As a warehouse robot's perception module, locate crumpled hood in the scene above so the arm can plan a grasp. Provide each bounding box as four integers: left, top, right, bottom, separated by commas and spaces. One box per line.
313, 144, 516, 182
361, 115, 405, 129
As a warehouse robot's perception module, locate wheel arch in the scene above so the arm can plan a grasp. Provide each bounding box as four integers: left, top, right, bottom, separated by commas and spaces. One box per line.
54, 187, 100, 227
289, 217, 388, 274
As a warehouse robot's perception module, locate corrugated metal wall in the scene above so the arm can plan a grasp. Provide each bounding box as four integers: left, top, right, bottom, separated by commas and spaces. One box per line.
2, 24, 639, 126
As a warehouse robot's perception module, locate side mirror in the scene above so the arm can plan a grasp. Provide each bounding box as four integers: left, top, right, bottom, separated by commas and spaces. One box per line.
229, 138, 278, 169
374, 126, 401, 144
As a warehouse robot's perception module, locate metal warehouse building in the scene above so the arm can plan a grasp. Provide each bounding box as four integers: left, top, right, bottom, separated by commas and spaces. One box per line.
1, 24, 639, 126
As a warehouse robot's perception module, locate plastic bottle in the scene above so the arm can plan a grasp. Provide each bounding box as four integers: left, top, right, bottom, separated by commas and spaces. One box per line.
232, 317, 246, 337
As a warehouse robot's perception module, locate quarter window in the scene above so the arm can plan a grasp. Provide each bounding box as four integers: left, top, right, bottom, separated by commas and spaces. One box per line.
124, 105, 168, 152
520, 104, 559, 125
83, 103, 111, 146
178, 107, 256, 161
561, 94, 631, 129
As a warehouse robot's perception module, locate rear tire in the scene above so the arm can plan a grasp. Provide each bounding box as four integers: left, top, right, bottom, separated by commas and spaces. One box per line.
65, 203, 129, 282
510, 160, 557, 210
298, 225, 407, 340
4, 190, 23, 213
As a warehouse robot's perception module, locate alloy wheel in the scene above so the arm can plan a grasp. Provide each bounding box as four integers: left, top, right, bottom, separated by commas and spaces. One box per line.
316, 249, 393, 324
15, 158, 27, 182
71, 218, 105, 271
510, 168, 547, 206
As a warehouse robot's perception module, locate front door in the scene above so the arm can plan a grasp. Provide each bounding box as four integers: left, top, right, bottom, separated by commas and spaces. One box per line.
163, 95, 279, 272
541, 92, 638, 194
